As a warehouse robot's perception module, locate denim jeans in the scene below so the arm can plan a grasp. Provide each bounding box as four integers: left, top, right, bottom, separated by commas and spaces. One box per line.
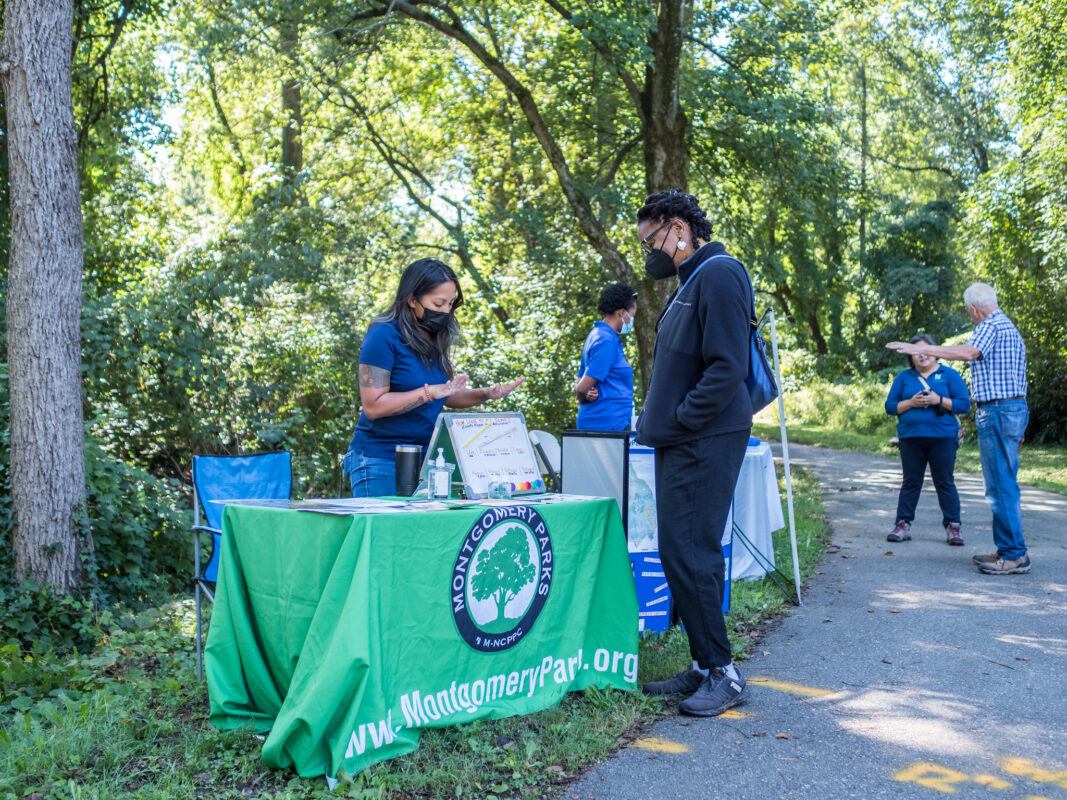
975, 399, 1029, 559
895, 436, 960, 527
343, 449, 396, 497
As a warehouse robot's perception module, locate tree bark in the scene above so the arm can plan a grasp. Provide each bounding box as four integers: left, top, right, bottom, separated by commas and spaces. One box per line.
858, 62, 868, 267
642, 0, 688, 193
279, 20, 303, 199
635, 0, 689, 390
1, 0, 91, 594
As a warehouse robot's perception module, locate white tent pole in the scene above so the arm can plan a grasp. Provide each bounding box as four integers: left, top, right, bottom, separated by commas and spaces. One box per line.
768, 309, 802, 604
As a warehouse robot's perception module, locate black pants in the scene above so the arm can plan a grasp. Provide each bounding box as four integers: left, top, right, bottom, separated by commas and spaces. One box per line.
895, 436, 960, 527
654, 428, 750, 669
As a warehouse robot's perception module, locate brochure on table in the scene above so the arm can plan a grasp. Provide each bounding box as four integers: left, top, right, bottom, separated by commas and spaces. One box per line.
421, 412, 545, 499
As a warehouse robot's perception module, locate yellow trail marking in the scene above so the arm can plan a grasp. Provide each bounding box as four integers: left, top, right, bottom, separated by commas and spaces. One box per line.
747, 676, 839, 698
1002, 758, 1067, 789
894, 762, 969, 793
972, 774, 1012, 789
718, 709, 755, 719
631, 736, 688, 754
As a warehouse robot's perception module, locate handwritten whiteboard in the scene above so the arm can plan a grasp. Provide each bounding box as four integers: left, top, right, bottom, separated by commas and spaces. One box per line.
425, 412, 545, 498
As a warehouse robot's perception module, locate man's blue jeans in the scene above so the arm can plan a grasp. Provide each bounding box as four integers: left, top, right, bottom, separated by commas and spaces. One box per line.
343, 450, 396, 497
975, 399, 1028, 559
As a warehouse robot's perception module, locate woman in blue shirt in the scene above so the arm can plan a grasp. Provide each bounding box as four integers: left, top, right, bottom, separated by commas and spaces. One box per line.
344, 259, 524, 496
574, 283, 638, 431
884, 333, 971, 545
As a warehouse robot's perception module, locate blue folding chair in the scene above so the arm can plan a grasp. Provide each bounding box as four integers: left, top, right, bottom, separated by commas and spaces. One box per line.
191, 452, 292, 680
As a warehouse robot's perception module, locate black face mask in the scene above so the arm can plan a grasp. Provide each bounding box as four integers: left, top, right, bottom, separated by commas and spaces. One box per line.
416, 307, 451, 334
644, 249, 678, 280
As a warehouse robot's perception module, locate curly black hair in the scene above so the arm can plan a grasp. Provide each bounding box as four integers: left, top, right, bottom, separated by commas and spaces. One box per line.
636, 188, 713, 248
597, 283, 637, 316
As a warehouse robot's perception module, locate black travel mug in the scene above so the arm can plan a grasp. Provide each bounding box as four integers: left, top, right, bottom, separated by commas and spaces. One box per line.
395, 444, 421, 497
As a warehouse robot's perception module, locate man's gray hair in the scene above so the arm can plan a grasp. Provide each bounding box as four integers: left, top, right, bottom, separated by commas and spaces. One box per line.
963, 282, 998, 310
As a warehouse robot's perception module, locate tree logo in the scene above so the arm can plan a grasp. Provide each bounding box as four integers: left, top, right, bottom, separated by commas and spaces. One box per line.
450, 506, 553, 652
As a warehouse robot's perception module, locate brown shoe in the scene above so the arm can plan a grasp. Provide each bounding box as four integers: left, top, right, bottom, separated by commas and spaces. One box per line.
945, 523, 964, 546
978, 555, 1031, 575
971, 552, 999, 565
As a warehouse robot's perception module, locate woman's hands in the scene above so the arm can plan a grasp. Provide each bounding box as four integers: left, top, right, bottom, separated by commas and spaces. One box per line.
573, 375, 598, 404
484, 376, 525, 400
900, 390, 943, 413
429, 374, 470, 400
442, 376, 526, 409
915, 390, 942, 408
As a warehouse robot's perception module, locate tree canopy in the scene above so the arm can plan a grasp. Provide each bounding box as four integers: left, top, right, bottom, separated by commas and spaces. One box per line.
2, 0, 1065, 599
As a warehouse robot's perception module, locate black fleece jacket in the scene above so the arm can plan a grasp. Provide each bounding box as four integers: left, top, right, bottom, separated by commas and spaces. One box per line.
636, 242, 753, 447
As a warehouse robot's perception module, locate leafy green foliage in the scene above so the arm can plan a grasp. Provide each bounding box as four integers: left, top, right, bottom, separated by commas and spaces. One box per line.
84, 438, 189, 600
770, 372, 900, 438
857, 200, 964, 367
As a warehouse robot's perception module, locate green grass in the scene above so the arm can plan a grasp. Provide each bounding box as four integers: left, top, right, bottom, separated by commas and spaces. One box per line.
1, 469, 829, 800
753, 421, 1067, 496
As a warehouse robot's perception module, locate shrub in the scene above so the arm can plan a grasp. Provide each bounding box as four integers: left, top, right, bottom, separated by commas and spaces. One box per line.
766, 373, 899, 438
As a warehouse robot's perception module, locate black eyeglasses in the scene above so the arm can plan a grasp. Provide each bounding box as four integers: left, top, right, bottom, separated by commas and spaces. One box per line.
640, 222, 669, 255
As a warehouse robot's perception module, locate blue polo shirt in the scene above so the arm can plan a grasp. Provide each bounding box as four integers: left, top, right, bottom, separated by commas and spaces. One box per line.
348, 319, 449, 460
577, 321, 634, 432
884, 365, 971, 439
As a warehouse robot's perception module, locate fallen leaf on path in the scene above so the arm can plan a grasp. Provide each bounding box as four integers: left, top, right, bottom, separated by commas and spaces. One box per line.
891, 609, 901, 613
1015, 657, 1030, 661
775, 732, 790, 739
885, 551, 895, 556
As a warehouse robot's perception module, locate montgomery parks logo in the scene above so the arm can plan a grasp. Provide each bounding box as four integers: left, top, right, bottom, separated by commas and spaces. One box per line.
450, 505, 552, 652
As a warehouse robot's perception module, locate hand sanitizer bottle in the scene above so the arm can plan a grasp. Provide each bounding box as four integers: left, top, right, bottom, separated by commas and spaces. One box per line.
429, 448, 454, 499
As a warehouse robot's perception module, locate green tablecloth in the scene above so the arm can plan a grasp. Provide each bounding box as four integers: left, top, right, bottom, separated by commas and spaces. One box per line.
205, 498, 638, 778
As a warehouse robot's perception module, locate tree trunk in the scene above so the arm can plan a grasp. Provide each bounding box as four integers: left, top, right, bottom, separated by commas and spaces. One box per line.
282, 78, 303, 173
635, 0, 689, 392
858, 62, 868, 266
1, 0, 91, 594
280, 21, 303, 199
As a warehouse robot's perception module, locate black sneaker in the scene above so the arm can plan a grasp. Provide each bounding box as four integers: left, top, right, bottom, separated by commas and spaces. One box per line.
678, 668, 748, 716
642, 668, 705, 697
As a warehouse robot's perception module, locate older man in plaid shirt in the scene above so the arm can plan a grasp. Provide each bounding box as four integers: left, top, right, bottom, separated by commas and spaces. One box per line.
887, 283, 1030, 575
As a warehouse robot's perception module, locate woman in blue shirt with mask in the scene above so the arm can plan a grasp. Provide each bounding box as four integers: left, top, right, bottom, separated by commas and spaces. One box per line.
574, 283, 638, 431
884, 333, 971, 545
344, 258, 524, 496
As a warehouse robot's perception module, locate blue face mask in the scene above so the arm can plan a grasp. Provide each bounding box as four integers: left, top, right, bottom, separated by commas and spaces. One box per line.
620, 311, 635, 335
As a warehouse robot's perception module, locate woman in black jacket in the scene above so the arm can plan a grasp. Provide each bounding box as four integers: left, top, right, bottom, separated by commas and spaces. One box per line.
636, 189, 753, 717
